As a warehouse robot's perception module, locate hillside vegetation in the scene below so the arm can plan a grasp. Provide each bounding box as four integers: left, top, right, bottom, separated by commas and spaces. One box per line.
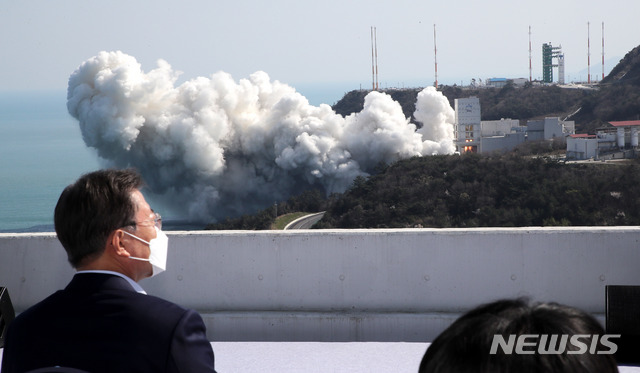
333, 85, 589, 128
205, 189, 327, 230
316, 154, 640, 228
207, 154, 640, 230
572, 45, 640, 131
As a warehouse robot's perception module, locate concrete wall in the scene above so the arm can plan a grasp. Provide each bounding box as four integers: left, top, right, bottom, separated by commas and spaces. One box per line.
567, 137, 598, 160
480, 133, 526, 154
527, 120, 544, 141
1, 228, 639, 342
480, 119, 519, 137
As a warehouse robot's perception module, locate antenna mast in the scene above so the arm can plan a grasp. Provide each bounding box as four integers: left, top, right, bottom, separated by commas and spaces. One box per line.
371, 26, 375, 90
374, 27, 379, 90
434, 24, 438, 88
587, 21, 591, 84
529, 26, 532, 82
602, 22, 605, 80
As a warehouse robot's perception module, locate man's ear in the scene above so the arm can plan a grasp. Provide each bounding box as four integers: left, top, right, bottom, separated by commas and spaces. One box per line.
109, 229, 131, 258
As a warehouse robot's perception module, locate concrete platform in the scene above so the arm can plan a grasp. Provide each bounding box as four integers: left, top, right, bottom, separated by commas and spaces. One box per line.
2, 343, 640, 372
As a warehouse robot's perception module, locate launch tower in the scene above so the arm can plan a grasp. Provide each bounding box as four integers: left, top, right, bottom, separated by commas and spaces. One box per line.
542, 43, 564, 84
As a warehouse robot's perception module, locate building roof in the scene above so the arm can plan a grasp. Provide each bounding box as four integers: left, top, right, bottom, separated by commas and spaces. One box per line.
609, 120, 640, 127
569, 134, 596, 138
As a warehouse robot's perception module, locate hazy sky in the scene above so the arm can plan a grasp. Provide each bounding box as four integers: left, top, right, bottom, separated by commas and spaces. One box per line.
2, 0, 639, 99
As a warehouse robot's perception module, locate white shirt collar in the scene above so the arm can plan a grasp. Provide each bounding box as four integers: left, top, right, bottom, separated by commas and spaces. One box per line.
76, 270, 147, 294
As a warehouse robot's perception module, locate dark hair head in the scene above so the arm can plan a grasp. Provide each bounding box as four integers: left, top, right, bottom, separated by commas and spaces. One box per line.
54, 169, 144, 268
419, 298, 618, 373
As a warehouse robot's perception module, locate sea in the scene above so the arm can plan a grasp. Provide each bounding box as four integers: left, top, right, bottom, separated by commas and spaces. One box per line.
0, 85, 351, 233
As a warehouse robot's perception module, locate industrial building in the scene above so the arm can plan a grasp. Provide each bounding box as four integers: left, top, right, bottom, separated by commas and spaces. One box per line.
454, 97, 575, 154
566, 134, 598, 159
454, 97, 481, 153
527, 117, 575, 141
566, 120, 640, 160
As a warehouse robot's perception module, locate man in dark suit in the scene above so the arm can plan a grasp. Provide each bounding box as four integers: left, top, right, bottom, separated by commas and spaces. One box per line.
1, 169, 217, 373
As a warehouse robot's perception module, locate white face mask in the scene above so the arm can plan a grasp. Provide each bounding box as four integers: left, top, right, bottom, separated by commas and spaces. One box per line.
123, 227, 168, 277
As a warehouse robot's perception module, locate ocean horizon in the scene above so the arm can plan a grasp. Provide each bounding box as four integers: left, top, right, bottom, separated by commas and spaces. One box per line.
0, 84, 356, 233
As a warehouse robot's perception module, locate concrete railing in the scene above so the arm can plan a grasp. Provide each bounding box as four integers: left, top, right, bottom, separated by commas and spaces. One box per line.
1, 227, 639, 342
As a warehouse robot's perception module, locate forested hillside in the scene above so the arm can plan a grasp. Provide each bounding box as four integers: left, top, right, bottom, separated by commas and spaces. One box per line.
571, 45, 640, 132
333, 85, 589, 128
315, 154, 640, 228
207, 154, 640, 230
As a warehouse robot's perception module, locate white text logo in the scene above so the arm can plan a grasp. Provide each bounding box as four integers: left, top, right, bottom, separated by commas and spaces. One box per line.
489, 334, 620, 355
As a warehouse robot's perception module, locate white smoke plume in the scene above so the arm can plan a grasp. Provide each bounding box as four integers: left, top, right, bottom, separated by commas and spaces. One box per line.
67, 51, 455, 222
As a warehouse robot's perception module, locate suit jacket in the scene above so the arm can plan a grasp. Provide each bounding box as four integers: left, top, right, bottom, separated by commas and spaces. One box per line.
1, 273, 216, 373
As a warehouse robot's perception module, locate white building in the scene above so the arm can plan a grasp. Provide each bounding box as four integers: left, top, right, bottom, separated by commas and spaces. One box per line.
480, 132, 527, 153
483, 78, 528, 88
566, 134, 598, 159
511, 78, 529, 87
454, 97, 575, 154
567, 120, 640, 160
454, 97, 481, 153
479, 119, 527, 153
526, 117, 575, 141
480, 119, 521, 137
486, 78, 508, 88
610, 120, 640, 149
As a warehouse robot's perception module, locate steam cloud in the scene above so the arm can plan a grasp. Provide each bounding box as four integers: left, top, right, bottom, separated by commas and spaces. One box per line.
67, 51, 455, 222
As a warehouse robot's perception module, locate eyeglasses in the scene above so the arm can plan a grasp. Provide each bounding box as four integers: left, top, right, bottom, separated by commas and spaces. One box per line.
125, 211, 162, 229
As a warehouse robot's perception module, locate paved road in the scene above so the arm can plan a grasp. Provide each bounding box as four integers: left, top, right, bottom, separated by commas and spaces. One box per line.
284, 212, 326, 230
